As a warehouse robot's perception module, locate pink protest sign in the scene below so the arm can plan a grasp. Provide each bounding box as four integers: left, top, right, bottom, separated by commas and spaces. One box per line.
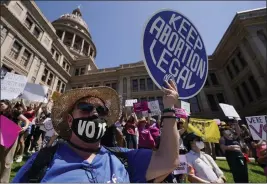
175, 108, 188, 118
0, 115, 21, 148
133, 101, 149, 112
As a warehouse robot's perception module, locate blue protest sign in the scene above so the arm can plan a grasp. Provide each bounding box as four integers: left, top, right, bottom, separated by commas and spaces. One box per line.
142, 9, 208, 99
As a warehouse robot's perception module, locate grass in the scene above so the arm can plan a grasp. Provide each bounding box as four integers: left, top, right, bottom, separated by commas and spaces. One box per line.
10, 157, 266, 183
216, 160, 266, 183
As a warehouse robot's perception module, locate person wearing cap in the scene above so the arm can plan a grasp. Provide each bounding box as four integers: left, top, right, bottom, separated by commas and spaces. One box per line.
12, 79, 180, 183
184, 133, 226, 183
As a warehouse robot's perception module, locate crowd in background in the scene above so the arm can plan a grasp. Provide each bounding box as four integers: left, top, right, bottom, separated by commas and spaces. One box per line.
0, 97, 266, 183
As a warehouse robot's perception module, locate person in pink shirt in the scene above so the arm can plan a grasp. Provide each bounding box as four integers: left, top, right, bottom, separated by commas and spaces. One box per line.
138, 117, 155, 149
255, 140, 267, 178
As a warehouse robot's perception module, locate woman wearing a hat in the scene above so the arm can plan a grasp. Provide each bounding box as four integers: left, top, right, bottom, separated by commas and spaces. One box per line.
13, 79, 180, 183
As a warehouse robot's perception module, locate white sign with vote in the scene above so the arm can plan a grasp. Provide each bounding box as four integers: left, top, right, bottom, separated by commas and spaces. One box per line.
245, 115, 267, 140
0, 72, 27, 100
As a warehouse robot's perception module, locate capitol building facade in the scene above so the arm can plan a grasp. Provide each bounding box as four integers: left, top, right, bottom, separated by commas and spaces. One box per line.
1, 1, 267, 119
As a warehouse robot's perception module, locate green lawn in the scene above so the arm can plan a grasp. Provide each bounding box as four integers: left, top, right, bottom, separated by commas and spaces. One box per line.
10, 158, 266, 183
216, 160, 266, 183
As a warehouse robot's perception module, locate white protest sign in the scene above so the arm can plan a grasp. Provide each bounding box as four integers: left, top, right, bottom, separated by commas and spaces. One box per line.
39, 118, 55, 137
173, 155, 187, 175
245, 115, 267, 140
125, 99, 137, 107
0, 72, 27, 100
148, 100, 160, 111
20, 83, 49, 103
181, 101, 190, 116
219, 103, 241, 120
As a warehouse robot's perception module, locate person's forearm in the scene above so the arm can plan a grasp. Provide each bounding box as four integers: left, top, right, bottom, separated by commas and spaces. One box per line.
21, 99, 27, 111
146, 111, 179, 180
233, 119, 241, 136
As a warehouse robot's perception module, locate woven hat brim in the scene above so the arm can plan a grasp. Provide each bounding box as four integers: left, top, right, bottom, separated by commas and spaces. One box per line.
51, 87, 121, 140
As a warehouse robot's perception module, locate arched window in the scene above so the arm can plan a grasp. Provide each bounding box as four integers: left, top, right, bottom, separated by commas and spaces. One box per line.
257, 30, 267, 48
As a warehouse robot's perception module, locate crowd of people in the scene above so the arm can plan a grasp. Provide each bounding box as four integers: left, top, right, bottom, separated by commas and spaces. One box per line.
0, 80, 266, 183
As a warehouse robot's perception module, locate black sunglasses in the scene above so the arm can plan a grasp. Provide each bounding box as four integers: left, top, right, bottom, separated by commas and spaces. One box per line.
77, 102, 109, 116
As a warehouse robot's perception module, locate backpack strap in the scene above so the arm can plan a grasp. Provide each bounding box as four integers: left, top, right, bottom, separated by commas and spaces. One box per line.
103, 146, 129, 170
24, 144, 59, 183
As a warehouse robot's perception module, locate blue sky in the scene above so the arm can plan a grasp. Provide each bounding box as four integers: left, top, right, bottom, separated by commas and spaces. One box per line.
36, 1, 266, 69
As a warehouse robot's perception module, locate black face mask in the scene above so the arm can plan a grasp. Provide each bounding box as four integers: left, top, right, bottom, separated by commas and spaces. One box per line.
71, 115, 107, 143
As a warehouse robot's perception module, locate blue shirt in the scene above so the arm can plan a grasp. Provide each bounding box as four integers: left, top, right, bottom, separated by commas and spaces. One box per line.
12, 143, 152, 183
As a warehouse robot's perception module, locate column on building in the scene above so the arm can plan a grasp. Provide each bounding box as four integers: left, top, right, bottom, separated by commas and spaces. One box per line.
246, 31, 266, 68
26, 55, 38, 82
118, 76, 124, 96
126, 76, 131, 99
52, 76, 59, 92
35, 62, 46, 83
59, 55, 64, 66
80, 39, 85, 54
239, 42, 267, 93
17, 47, 25, 65
1, 32, 15, 62
61, 31, 66, 42
71, 33, 76, 48
26, 53, 35, 69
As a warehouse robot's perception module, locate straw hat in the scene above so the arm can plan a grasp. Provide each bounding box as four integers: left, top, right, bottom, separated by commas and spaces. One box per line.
51, 86, 121, 140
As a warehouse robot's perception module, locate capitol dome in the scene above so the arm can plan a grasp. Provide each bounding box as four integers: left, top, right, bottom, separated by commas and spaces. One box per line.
52, 7, 96, 59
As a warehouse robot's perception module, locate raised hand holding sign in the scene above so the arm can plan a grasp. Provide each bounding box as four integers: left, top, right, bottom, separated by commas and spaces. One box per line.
142, 9, 208, 99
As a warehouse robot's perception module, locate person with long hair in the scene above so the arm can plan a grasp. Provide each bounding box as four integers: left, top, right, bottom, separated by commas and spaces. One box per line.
13, 102, 29, 163
0, 99, 30, 183
219, 119, 249, 183
124, 112, 138, 149
21, 99, 43, 154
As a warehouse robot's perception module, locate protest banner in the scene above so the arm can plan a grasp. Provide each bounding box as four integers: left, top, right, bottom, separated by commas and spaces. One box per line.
0, 72, 27, 100
141, 100, 161, 117
187, 118, 221, 143
148, 100, 160, 112
20, 83, 49, 103
219, 103, 241, 120
181, 101, 190, 116
173, 155, 187, 175
125, 99, 137, 107
142, 9, 208, 99
133, 101, 149, 112
245, 115, 267, 140
40, 118, 55, 137
0, 115, 22, 148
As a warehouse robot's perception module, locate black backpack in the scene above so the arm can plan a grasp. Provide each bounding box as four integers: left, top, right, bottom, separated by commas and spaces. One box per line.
22, 143, 129, 183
